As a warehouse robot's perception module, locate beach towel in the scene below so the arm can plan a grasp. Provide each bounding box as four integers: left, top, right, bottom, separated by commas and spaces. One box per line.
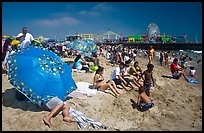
68, 82, 103, 99
72, 69, 86, 73
69, 107, 107, 130
187, 78, 198, 84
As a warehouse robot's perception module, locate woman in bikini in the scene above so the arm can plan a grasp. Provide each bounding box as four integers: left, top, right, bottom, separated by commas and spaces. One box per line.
93, 66, 120, 97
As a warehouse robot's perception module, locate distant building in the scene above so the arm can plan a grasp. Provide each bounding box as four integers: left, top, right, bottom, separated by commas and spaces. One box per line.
66, 35, 81, 41
79, 34, 95, 40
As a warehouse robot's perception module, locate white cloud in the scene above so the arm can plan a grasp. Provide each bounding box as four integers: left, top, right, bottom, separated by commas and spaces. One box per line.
51, 12, 70, 17
33, 16, 80, 27
78, 2, 114, 16
92, 2, 114, 12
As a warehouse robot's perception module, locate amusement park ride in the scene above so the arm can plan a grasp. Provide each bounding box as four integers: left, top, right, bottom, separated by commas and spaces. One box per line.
91, 23, 188, 44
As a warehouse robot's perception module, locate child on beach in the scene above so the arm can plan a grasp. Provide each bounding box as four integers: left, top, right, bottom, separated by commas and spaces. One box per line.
136, 84, 154, 111
164, 53, 169, 67
189, 66, 196, 78
43, 97, 75, 128
137, 63, 155, 96
93, 66, 120, 97
159, 52, 163, 66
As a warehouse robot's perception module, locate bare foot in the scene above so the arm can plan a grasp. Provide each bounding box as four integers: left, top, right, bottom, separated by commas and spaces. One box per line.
63, 117, 75, 123
115, 94, 120, 98
124, 87, 129, 91
43, 118, 51, 128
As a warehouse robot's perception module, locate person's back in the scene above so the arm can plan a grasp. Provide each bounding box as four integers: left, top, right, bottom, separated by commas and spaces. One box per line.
73, 55, 82, 69
189, 67, 196, 77
75, 58, 82, 69
110, 66, 120, 80
137, 86, 154, 110
139, 90, 151, 104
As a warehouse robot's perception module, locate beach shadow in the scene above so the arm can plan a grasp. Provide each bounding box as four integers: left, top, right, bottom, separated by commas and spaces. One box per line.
88, 85, 94, 89
116, 85, 124, 89
130, 99, 137, 109
137, 106, 149, 112
2, 69, 7, 75
2, 88, 43, 112
104, 91, 116, 98
161, 75, 173, 79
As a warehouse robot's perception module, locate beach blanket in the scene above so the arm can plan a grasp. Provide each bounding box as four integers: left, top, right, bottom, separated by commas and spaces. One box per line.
68, 82, 103, 99
72, 69, 86, 73
187, 78, 198, 84
69, 107, 107, 130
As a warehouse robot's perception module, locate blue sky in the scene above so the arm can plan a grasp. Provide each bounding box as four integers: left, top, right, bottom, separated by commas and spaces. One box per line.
2, 2, 202, 42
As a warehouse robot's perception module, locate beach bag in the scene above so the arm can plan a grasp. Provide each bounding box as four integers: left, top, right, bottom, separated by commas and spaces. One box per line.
89, 66, 98, 71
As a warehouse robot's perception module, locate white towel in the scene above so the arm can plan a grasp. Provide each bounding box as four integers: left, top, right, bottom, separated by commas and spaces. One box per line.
68, 82, 103, 99
69, 107, 107, 130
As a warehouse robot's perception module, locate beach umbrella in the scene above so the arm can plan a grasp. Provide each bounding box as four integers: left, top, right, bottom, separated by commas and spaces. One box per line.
11, 39, 20, 46
67, 39, 98, 53
32, 39, 44, 49
2, 35, 11, 39
7, 47, 77, 107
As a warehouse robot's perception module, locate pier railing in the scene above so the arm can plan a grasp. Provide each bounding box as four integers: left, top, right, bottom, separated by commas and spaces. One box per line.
96, 42, 202, 50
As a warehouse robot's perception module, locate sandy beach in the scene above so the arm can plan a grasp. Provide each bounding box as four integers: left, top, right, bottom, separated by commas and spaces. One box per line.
2, 53, 202, 131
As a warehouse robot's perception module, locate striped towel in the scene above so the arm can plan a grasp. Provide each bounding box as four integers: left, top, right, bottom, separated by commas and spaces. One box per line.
69, 107, 107, 130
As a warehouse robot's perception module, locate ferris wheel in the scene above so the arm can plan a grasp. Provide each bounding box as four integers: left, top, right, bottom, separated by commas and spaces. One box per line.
147, 23, 160, 39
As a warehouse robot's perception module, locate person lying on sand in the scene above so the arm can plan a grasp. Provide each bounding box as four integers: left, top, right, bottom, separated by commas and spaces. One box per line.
136, 84, 154, 111
43, 97, 75, 128
93, 66, 120, 97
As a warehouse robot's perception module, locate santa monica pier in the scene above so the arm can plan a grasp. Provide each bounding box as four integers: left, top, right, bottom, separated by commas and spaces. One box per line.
61, 23, 202, 51
3, 23, 202, 51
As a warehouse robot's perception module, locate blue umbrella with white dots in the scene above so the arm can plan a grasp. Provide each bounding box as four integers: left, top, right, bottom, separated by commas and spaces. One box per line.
7, 47, 77, 107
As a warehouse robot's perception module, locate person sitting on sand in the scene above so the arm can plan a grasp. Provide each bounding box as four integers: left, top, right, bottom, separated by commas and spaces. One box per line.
189, 66, 197, 78
90, 52, 100, 71
73, 54, 90, 73
93, 66, 120, 97
136, 84, 154, 111
110, 62, 134, 91
170, 58, 188, 81
128, 61, 143, 79
137, 63, 156, 97
123, 60, 142, 89
43, 97, 75, 128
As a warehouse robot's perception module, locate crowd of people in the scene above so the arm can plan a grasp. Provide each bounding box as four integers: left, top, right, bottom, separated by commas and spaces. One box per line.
2, 27, 199, 128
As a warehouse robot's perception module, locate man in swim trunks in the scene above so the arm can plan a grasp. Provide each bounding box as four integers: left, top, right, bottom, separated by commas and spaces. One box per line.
148, 45, 154, 64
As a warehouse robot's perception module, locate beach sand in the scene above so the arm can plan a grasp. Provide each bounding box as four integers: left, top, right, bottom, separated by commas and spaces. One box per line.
2, 54, 202, 131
